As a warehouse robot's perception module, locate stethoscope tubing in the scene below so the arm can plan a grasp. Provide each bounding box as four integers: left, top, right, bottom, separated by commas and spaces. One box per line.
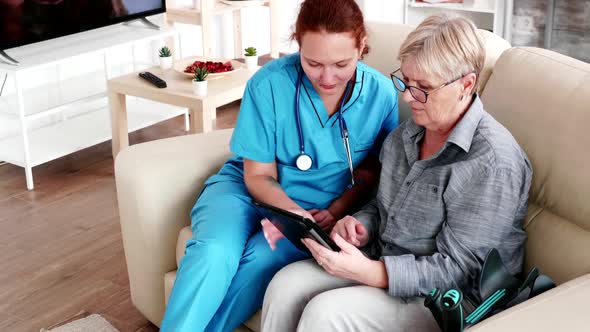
295, 73, 306, 155
295, 69, 355, 186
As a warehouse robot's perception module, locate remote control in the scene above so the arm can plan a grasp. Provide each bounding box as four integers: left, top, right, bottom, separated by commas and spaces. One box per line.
139, 72, 167, 88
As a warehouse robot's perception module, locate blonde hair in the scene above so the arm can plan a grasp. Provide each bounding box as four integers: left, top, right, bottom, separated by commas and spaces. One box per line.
398, 13, 485, 94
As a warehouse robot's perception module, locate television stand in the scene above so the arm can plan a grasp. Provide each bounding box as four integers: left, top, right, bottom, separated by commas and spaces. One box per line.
0, 50, 19, 66
124, 17, 161, 31
0, 18, 185, 190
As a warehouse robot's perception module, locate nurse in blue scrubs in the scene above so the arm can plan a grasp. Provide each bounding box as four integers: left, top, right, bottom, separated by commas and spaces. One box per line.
160, 0, 399, 331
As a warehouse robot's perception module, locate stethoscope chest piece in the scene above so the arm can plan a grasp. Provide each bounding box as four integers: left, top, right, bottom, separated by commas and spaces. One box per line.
295, 153, 313, 171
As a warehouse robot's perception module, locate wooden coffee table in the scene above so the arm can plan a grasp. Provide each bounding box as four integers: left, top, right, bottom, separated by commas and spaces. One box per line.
107, 63, 255, 158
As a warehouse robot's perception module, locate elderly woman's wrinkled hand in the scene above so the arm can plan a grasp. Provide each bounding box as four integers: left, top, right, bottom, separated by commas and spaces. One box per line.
330, 216, 369, 247
302, 233, 371, 283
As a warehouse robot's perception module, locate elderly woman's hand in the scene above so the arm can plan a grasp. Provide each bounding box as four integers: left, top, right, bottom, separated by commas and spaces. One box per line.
330, 216, 369, 247
302, 234, 386, 287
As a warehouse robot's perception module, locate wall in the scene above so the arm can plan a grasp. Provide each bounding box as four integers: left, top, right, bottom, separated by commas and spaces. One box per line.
511, 0, 547, 47
511, 0, 590, 63
359, 0, 590, 63
548, 1, 590, 63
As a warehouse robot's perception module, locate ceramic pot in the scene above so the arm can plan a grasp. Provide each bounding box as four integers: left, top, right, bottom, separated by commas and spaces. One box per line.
244, 55, 258, 70
159, 56, 173, 70
192, 80, 208, 96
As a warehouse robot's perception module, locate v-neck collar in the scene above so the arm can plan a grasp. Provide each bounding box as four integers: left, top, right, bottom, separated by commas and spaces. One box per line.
295, 64, 364, 129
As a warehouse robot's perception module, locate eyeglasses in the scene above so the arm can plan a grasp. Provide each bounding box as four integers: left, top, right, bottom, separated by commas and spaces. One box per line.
390, 68, 462, 104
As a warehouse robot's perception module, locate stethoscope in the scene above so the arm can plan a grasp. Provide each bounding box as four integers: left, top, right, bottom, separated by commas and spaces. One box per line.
294, 70, 356, 187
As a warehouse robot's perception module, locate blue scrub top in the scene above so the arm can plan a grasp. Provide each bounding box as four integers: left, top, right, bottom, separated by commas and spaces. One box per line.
205, 53, 398, 210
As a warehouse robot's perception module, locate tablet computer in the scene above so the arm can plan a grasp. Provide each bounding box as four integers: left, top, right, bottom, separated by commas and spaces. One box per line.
253, 199, 341, 252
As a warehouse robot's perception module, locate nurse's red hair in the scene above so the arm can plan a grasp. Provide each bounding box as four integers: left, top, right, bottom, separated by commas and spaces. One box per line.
292, 0, 369, 57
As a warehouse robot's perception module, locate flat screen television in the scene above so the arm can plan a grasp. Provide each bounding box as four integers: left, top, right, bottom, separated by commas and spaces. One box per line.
0, 0, 166, 52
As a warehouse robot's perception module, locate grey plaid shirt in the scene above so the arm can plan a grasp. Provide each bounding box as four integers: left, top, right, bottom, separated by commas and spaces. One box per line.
354, 96, 532, 302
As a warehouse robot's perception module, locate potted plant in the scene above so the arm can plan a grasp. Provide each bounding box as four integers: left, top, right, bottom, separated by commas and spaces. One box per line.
158, 46, 173, 70
192, 66, 209, 96
244, 46, 258, 70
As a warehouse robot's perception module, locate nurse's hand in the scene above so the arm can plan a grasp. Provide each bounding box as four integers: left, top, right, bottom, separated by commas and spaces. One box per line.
330, 216, 369, 247
308, 209, 336, 232
261, 209, 314, 250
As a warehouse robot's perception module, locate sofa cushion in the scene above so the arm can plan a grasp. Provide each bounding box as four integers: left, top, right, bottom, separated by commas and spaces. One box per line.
481, 47, 590, 283
364, 21, 414, 76
470, 274, 590, 331
364, 21, 414, 122
478, 29, 511, 91
116, 128, 234, 326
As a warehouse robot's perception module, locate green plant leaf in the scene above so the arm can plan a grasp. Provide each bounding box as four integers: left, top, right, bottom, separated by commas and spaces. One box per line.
244, 46, 257, 56
192, 66, 209, 81
159, 46, 171, 57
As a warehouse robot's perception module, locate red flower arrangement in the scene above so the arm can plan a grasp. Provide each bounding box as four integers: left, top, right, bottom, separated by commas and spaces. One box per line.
184, 61, 234, 74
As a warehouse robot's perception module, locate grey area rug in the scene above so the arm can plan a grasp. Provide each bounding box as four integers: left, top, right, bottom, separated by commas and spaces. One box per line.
40, 314, 119, 332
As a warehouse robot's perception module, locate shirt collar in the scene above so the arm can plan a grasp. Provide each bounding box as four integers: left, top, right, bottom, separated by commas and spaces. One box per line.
446, 95, 484, 153
405, 117, 425, 144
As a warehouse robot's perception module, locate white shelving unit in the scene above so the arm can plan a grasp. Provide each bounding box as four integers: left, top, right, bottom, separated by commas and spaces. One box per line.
403, 0, 513, 41
0, 99, 185, 169
165, 0, 280, 59
0, 17, 186, 190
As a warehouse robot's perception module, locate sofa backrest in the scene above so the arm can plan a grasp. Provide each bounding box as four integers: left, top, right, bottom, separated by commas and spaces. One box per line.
363, 21, 510, 122
363, 21, 414, 122
481, 47, 590, 284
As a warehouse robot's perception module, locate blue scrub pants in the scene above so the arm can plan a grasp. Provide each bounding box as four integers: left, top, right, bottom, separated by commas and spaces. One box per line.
160, 181, 310, 332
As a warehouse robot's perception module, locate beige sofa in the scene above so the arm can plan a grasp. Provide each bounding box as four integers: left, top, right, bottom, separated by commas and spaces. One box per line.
115, 22, 590, 331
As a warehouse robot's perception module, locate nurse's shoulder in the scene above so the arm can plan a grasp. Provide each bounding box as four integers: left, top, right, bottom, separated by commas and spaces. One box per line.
356, 61, 397, 100
245, 53, 300, 90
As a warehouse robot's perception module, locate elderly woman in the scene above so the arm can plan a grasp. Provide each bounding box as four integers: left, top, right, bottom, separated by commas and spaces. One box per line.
260, 13, 532, 332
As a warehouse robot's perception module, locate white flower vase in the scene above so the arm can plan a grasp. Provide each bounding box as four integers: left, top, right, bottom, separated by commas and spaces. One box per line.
192, 80, 208, 96
159, 56, 173, 70
244, 55, 258, 70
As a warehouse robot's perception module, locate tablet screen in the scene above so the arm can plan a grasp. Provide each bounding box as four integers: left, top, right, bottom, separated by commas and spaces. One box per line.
253, 199, 340, 252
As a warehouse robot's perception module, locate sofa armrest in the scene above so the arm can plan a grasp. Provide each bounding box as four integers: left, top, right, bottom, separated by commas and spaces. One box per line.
469, 274, 590, 331
114, 129, 233, 326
